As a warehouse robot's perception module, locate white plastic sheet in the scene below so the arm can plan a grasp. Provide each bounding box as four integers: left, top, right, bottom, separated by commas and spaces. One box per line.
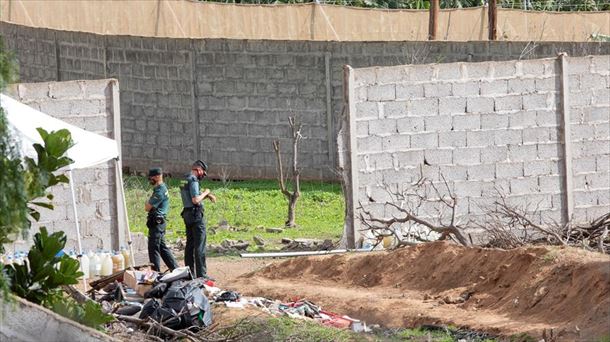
1, 93, 119, 169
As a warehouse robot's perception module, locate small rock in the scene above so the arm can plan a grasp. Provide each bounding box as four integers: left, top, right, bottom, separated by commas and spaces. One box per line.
233, 242, 250, 250
443, 294, 466, 304
266, 227, 284, 234
253, 236, 265, 246
534, 286, 548, 297
218, 220, 230, 230
209, 244, 228, 254
221, 239, 238, 248
423, 293, 432, 300
320, 239, 333, 250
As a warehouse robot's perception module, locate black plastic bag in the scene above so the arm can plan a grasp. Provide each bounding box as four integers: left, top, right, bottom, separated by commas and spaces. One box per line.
139, 281, 212, 329
144, 282, 168, 299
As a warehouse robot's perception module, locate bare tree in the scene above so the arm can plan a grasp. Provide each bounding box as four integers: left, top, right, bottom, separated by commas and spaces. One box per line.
272, 117, 302, 228
359, 174, 470, 249
219, 166, 232, 188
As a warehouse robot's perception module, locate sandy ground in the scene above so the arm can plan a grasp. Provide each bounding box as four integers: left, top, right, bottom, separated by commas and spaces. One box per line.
207, 242, 610, 341
208, 256, 274, 287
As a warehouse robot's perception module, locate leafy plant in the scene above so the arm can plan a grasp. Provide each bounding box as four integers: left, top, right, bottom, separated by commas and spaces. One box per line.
0, 38, 17, 90
24, 127, 74, 222
47, 295, 114, 330
3, 227, 114, 329
3, 227, 82, 304
0, 36, 27, 249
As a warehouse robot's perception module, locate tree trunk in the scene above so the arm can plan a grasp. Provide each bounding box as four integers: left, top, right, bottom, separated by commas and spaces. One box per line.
286, 194, 298, 227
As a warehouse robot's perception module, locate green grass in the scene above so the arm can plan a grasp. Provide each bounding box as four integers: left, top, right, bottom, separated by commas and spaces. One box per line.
395, 328, 454, 342
220, 317, 497, 342
219, 316, 366, 342
125, 176, 345, 250
598, 336, 610, 342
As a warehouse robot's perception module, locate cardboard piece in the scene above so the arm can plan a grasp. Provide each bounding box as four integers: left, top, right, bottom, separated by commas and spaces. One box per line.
124, 270, 157, 297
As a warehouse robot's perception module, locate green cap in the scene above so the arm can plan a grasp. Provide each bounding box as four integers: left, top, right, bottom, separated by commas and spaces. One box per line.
148, 167, 162, 177
192, 160, 208, 171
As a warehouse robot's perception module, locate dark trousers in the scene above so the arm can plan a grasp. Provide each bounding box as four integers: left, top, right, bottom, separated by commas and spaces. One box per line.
182, 207, 207, 278
146, 217, 179, 272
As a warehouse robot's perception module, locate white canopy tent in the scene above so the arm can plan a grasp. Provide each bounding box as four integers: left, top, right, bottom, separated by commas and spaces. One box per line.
1, 94, 134, 265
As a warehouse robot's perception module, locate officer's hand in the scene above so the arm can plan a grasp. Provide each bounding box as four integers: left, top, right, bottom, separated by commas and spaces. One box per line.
207, 193, 217, 203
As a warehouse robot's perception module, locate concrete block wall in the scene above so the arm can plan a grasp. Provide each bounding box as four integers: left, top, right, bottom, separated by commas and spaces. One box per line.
193, 41, 330, 179
2, 22, 610, 180
107, 37, 196, 174
4, 79, 121, 253
348, 55, 609, 241
568, 56, 610, 222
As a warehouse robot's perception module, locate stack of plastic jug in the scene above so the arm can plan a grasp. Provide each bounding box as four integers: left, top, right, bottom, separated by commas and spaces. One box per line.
76, 248, 132, 279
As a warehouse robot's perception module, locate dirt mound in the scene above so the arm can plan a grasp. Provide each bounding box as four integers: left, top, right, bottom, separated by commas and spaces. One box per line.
235, 242, 610, 340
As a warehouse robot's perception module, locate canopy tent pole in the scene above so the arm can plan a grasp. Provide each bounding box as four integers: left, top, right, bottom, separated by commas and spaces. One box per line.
115, 159, 135, 268
68, 169, 88, 292
67, 169, 84, 255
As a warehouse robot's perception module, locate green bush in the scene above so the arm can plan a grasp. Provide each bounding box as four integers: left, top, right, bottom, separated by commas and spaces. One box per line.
3, 227, 113, 329
4, 227, 82, 304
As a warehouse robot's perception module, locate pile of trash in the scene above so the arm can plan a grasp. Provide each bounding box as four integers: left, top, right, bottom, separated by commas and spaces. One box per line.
206, 287, 367, 333
88, 264, 367, 338
89, 266, 214, 335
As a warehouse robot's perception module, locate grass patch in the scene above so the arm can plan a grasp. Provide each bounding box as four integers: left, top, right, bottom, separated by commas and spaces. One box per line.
125, 176, 345, 250
395, 328, 454, 342
220, 317, 497, 342
222, 316, 364, 342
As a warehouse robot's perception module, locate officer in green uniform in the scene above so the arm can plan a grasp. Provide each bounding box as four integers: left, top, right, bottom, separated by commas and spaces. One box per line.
180, 160, 216, 278
145, 167, 179, 272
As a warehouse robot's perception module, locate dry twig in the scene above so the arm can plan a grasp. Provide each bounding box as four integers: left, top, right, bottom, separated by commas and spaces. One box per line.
481, 190, 609, 253
359, 175, 470, 248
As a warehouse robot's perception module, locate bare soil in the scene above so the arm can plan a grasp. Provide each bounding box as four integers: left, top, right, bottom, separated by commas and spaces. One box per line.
213, 242, 610, 341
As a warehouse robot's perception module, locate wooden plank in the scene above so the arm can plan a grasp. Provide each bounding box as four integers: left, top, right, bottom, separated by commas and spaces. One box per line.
488, 0, 497, 40
428, 0, 439, 40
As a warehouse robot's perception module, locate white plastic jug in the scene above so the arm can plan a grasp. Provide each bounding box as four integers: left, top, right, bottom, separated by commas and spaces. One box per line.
101, 252, 113, 276
111, 251, 124, 273
79, 253, 90, 279
121, 246, 131, 268
91, 252, 101, 277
